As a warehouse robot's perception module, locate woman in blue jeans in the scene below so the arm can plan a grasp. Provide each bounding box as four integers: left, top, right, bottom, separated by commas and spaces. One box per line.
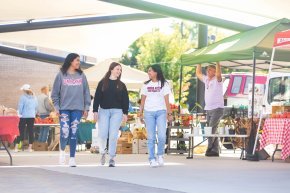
93, 62, 129, 167
51, 53, 91, 167
139, 64, 173, 168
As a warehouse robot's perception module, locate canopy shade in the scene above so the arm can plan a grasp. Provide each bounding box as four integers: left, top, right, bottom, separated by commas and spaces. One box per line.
84, 59, 148, 91
181, 18, 290, 71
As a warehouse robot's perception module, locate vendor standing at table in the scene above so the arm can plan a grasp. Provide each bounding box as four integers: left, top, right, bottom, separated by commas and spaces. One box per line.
37, 86, 54, 143
196, 62, 224, 157
15, 84, 38, 152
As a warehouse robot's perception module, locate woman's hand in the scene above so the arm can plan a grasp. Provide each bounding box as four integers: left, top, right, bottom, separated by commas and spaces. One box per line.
167, 114, 173, 122
123, 114, 128, 123
94, 112, 98, 122
83, 111, 88, 119
55, 110, 60, 117
137, 112, 145, 124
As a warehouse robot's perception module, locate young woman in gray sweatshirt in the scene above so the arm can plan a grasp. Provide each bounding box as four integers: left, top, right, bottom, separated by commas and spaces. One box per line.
51, 53, 91, 167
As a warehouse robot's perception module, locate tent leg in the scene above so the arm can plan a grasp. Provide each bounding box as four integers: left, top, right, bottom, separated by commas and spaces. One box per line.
178, 64, 183, 114
251, 51, 258, 155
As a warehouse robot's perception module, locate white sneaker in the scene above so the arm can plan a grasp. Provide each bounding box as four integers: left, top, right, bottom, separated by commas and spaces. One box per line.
59, 150, 66, 165
28, 144, 33, 152
149, 159, 158, 168
157, 156, 164, 167
69, 157, 77, 167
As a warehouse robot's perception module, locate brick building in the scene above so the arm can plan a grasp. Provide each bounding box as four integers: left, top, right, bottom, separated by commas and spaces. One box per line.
0, 42, 96, 109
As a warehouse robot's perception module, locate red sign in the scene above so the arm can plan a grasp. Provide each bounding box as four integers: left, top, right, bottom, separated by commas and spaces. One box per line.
274, 30, 290, 47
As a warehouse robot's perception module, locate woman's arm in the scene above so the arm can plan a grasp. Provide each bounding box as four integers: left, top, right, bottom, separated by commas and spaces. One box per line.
83, 75, 91, 112
121, 84, 129, 123
164, 94, 173, 121
51, 73, 61, 115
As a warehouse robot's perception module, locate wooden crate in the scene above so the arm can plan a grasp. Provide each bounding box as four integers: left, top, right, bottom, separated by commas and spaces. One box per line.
272, 106, 290, 114
117, 142, 132, 154
33, 142, 48, 151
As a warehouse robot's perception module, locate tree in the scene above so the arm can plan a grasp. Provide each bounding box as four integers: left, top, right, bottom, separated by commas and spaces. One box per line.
121, 21, 236, 109
121, 23, 197, 102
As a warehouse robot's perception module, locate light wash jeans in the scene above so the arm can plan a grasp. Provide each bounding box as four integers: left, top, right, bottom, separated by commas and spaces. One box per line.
98, 108, 123, 158
59, 110, 82, 157
144, 110, 167, 161
38, 115, 50, 142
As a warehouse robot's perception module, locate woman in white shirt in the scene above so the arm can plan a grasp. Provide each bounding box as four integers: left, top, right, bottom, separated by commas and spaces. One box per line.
139, 64, 173, 168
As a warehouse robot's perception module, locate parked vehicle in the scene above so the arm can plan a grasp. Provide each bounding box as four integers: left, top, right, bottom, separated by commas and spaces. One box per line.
224, 72, 290, 114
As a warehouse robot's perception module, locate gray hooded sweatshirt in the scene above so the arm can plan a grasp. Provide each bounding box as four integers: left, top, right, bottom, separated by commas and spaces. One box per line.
51, 71, 91, 112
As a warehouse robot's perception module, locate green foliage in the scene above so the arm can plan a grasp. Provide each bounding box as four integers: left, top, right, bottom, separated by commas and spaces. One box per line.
121, 22, 197, 102
120, 21, 235, 110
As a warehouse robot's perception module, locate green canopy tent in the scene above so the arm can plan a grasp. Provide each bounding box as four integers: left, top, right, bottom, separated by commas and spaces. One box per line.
179, 18, 290, 112
179, 19, 290, 158
181, 18, 290, 70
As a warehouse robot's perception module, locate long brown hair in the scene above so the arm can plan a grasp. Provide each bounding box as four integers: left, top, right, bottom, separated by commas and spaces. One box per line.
102, 62, 123, 91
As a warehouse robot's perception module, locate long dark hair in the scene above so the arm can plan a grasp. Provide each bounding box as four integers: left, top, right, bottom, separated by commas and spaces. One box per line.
60, 53, 83, 75
102, 62, 123, 91
145, 64, 167, 88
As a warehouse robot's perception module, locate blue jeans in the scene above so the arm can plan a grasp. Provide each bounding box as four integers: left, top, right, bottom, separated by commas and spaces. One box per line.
38, 115, 50, 142
144, 110, 167, 160
59, 110, 82, 157
98, 108, 123, 158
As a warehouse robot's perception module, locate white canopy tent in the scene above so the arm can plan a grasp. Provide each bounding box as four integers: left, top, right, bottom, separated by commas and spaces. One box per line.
85, 59, 175, 104
84, 59, 148, 91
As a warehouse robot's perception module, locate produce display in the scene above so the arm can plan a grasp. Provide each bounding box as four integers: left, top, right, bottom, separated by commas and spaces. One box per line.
127, 113, 136, 122
0, 105, 18, 116
170, 104, 179, 113
34, 117, 56, 124
271, 112, 290, 118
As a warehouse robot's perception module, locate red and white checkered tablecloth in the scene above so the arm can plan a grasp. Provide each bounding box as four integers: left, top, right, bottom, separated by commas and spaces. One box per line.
260, 118, 290, 160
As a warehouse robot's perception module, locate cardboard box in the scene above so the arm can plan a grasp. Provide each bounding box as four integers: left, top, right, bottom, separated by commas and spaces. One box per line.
133, 139, 138, 154
132, 139, 148, 154
33, 142, 48, 151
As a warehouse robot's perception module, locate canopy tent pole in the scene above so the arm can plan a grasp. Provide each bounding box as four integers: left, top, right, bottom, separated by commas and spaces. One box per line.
250, 51, 257, 155
101, 0, 253, 32
252, 47, 276, 154
178, 64, 183, 114
0, 45, 93, 68
0, 13, 165, 33
263, 48, 276, 105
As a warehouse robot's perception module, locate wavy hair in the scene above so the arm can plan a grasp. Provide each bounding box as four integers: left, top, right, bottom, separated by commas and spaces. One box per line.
60, 53, 83, 75
102, 62, 123, 91
145, 64, 167, 88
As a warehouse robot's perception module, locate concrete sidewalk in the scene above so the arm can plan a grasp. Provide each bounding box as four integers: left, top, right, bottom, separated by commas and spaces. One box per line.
1, 151, 290, 193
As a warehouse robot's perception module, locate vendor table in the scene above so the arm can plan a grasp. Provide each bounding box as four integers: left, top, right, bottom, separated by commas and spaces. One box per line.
77, 122, 95, 143
260, 118, 290, 160
187, 134, 248, 159
0, 116, 20, 165
34, 122, 95, 145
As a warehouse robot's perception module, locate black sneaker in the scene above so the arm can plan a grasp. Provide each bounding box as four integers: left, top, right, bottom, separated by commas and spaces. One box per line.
205, 151, 219, 157
109, 159, 115, 167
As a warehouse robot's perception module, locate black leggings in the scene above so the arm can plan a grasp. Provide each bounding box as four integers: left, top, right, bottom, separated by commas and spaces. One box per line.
16, 118, 35, 144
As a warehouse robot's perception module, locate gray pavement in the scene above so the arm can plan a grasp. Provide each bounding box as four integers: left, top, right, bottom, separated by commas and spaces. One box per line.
1, 151, 290, 193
